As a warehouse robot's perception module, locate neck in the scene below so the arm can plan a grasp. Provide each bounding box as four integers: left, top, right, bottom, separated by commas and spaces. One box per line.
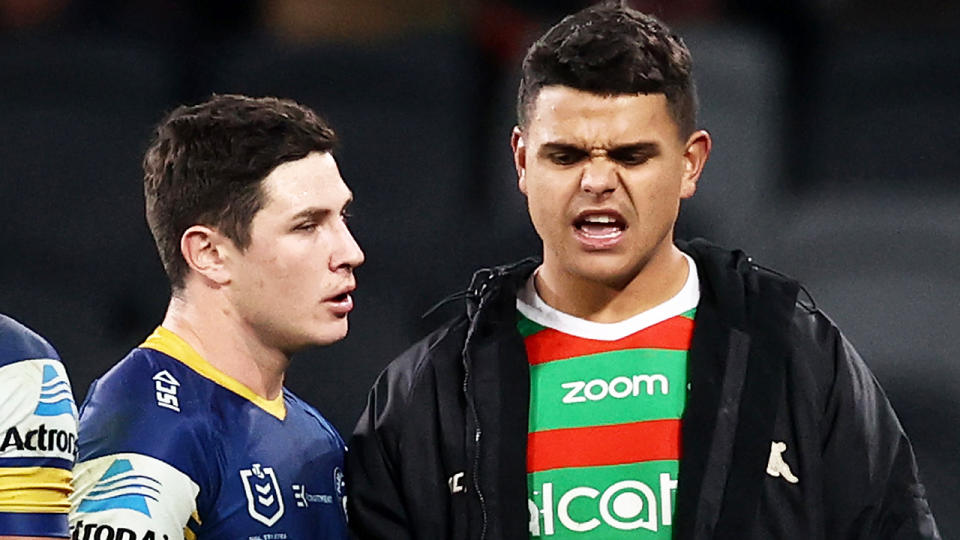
536, 241, 690, 323
161, 289, 288, 400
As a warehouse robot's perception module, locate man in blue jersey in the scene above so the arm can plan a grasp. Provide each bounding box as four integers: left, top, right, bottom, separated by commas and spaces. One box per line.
70, 95, 364, 540
0, 314, 77, 540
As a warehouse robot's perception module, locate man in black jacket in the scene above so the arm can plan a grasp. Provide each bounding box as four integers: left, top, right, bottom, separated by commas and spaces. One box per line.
346, 2, 939, 538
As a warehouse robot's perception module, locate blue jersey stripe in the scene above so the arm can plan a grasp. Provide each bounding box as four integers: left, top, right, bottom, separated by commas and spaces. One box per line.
0, 511, 69, 538
0, 456, 73, 470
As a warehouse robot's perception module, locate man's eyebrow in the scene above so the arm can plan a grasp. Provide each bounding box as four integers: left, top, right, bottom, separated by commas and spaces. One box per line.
289, 195, 354, 221
537, 142, 589, 157
538, 141, 661, 154
604, 141, 661, 154
290, 207, 329, 221
606, 141, 661, 158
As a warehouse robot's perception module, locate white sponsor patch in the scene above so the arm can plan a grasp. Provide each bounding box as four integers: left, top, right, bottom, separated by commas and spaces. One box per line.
70, 453, 199, 539
0, 359, 76, 462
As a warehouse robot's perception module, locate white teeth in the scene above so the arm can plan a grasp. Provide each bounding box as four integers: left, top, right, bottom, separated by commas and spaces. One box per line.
583, 215, 616, 224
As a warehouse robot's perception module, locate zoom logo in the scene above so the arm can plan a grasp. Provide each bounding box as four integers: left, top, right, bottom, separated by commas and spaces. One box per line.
561, 374, 669, 404
528, 473, 676, 536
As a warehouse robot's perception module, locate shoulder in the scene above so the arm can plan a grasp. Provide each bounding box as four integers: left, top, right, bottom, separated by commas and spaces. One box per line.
72, 348, 213, 537
284, 390, 346, 449
373, 259, 534, 403
78, 347, 218, 475
0, 317, 75, 537
0, 314, 76, 467
787, 301, 868, 395
353, 316, 470, 451
378, 316, 469, 402
0, 313, 60, 369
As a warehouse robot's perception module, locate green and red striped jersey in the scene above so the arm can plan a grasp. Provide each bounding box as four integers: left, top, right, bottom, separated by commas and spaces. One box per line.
517, 255, 699, 538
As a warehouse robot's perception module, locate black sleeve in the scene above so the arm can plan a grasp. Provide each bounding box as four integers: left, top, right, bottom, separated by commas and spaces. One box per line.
817, 315, 940, 539
346, 368, 414, 540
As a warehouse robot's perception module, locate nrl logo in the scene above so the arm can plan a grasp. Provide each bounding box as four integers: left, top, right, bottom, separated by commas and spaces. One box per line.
239, 463, 285, 526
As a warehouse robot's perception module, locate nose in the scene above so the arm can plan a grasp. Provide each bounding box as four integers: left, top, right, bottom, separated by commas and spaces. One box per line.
580, 157, 618, 197
331, 223, 365, 271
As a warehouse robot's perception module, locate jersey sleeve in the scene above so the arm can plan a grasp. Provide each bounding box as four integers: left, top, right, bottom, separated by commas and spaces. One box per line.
69, 357, 213, 540
70, 453, 200, 540
0, 320, 76, 538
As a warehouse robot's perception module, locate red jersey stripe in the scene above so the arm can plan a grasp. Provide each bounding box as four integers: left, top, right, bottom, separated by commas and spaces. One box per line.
525, 316, 694, 365
527, 419, 681, 473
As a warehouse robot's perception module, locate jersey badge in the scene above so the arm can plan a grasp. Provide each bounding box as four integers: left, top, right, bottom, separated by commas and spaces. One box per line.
76, 458, 162, 517
240, 463, 285, 526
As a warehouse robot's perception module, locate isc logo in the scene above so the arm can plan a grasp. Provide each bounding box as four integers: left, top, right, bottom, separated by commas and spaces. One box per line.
153, 371, 180, 412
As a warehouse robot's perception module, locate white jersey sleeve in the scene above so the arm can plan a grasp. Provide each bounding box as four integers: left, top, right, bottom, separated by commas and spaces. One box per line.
0, 315, 76, 538
70, 453, 199, 540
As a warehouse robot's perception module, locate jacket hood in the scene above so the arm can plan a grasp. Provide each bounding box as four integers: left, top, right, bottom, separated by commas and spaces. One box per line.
464, 258, 539, 320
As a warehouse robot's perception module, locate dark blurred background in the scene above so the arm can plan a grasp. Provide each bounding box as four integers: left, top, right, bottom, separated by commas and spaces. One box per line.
1, 0, 957, 533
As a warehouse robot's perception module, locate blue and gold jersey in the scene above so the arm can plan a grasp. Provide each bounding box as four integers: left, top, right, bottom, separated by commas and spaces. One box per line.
70, 327, 347, 540
0, 313, 77, 538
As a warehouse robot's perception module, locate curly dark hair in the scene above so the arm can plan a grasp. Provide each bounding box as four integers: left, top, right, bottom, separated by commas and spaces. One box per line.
143, 94, 337, 290
517, 0, 697, 137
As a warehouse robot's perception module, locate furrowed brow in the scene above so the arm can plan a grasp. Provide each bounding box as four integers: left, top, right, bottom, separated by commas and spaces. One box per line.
606, 142, 661, 156
606, 142, 662, 164
538, 142, 588, 159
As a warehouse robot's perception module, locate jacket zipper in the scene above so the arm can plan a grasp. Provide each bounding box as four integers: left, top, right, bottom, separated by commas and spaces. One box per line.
462, 354, 487, 540
463, 282, 490, 539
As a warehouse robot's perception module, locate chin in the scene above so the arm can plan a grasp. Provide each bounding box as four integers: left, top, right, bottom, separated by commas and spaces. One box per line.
311, 322, 350, 346
569, 257, 643, 288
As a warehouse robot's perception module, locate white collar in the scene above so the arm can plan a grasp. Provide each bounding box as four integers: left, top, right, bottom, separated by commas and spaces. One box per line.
516, 253, 699, 341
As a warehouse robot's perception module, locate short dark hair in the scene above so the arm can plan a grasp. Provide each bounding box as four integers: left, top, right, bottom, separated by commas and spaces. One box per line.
517, 1, 697, 137
143, 94, 337, 290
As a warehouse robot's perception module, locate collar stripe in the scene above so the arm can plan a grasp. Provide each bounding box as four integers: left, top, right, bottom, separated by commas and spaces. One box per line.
140, 327, 286, 420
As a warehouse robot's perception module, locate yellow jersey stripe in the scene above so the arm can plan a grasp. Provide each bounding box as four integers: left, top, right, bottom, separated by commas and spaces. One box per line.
0, 466, 71, 513
184, 508, 201, 539
141, 327, 286, 420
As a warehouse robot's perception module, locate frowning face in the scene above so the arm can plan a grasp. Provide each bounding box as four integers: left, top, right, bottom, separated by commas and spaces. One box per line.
512, 86, 709, 292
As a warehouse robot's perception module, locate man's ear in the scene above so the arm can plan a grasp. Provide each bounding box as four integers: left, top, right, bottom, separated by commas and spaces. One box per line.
511, 126, 528, 195
679, 129, 712, 199
180, 225, 233, 286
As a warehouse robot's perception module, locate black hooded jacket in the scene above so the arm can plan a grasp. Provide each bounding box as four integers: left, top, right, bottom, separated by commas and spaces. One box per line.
347, 240, 939, 539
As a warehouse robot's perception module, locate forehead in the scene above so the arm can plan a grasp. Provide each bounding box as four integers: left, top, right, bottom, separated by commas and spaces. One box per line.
526, 86, 678, 145
259, 151, 351, 211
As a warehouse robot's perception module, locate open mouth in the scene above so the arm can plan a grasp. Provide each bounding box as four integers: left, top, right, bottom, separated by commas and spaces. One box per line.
574, 212, 627, 239
325, 289, 355, 316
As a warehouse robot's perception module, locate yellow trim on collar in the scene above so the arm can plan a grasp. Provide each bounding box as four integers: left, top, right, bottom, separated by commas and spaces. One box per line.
140, 327, 286, 420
